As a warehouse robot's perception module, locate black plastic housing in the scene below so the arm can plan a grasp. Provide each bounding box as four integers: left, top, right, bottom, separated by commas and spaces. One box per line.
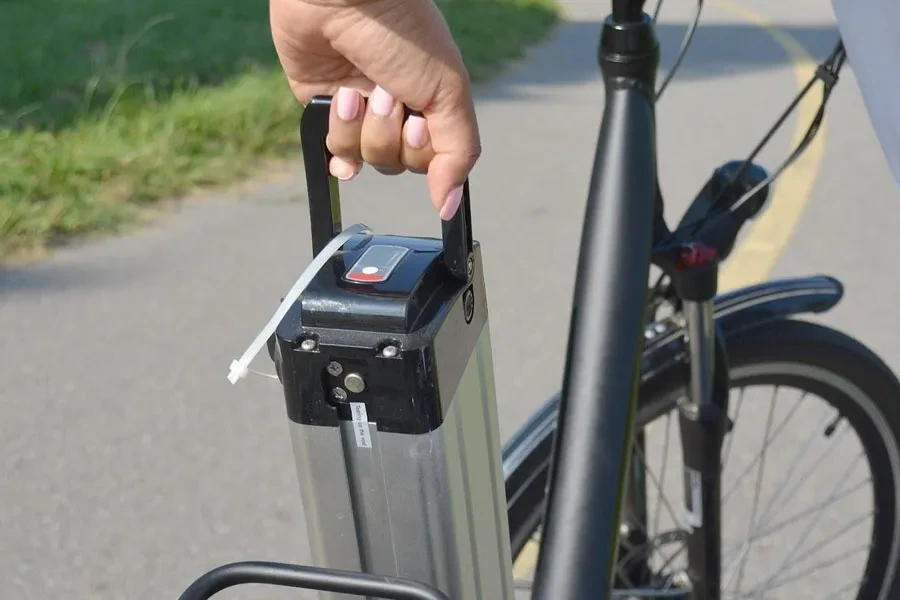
272, 233, 486, 435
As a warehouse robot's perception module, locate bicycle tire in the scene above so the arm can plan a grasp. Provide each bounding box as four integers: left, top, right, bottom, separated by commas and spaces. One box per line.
503, 318, 900, 599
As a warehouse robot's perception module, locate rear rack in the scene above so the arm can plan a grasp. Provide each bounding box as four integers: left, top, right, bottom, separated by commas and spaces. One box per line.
178, 561, 450, 600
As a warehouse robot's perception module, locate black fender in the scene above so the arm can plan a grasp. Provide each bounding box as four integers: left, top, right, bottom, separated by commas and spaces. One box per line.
639, 274, 843, 388
502, 274, 844, 540
709, 274, 843, 336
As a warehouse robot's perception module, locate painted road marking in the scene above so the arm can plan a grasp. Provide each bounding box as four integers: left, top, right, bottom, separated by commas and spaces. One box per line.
511, 0, 827, 582
715, 0, 827, 291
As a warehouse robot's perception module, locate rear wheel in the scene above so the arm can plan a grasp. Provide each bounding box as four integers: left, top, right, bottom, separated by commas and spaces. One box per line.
504, 319, 900, 599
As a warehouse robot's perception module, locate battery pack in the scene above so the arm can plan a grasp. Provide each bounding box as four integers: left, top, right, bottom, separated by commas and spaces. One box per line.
270, 96, 515, 600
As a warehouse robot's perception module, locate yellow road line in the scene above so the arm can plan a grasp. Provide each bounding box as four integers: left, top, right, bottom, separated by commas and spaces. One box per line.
511, 2, 827, 579
513, 537, 540, 580
713, 0, 828, 292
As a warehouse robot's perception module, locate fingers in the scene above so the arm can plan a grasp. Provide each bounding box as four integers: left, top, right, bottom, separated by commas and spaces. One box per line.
402, 115, 432, 175
423, 73, 480, 220
326, 86, 436, 181
360, 87, 405, 175
327, 87, 365, 181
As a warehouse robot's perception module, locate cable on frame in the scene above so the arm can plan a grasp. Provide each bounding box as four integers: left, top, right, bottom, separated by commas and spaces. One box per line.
649, 39, 848, 299
653, 0, 705, 100
699, 39, 847, 229
648, 0, 847, 242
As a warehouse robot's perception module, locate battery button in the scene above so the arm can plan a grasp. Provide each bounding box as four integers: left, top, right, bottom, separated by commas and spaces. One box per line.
344, 245, 409, 284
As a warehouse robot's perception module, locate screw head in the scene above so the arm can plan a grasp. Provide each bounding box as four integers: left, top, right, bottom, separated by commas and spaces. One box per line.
331, 387, 348, 402
463, 287, 475, 324
300, 338, 317, 352
344, 373, 366, 394
326, 361, 343, 376
466, 255, 475, 278
381, 345, 399, 358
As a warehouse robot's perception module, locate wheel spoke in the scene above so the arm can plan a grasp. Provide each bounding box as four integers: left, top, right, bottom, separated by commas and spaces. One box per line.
737, 453, 867, 597
777, 511, 871, 572
653, 413, 674, 537
743, 544, 869, 597
728, 481, 870, 548
726, 389, 778, 595
627, 444, 681, 569
751, 409, 848, 531
633, 443, 684, 532
748, 449, 863, 560
722, 389, 809, 504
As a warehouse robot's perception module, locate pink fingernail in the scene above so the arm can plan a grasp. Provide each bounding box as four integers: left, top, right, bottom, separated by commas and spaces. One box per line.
405, 116, 429, 149
370, 86, 395, 118
330, 157, 356, 181
336, 87, 359, 121
440, 186, 464, 220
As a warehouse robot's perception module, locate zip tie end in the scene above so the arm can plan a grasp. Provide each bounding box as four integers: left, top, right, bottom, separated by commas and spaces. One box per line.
228, 360, 249, 385
225, 223, 371, 387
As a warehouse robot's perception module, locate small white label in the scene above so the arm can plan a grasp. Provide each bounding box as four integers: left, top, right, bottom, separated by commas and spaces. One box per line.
350, 402, 372, 449
684, 467, 703, 528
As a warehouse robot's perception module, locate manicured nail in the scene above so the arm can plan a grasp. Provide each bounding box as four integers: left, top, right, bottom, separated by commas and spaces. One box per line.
330, 157, 356, 181
336, 87, 359, 121
405, 116, 429, 149
370, 86, 395, 118
440, 185, 464, 220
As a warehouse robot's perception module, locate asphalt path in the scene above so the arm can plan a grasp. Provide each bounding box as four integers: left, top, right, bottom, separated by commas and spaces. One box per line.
3, 0, 900, 598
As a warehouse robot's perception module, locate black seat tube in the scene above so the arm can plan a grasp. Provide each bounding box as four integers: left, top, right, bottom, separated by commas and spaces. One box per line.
530, 8, 660, 600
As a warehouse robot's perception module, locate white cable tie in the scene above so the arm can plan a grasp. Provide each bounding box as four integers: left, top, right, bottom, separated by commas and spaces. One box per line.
227, 223, 371, 385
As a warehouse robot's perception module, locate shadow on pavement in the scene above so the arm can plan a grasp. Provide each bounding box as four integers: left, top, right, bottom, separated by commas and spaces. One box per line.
480, 21, 841, 99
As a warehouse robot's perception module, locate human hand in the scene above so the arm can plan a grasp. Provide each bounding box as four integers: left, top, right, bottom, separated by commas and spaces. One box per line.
270, 0, 481, 219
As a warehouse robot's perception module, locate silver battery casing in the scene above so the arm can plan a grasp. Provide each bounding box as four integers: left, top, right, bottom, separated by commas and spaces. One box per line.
276, 241, 514, 600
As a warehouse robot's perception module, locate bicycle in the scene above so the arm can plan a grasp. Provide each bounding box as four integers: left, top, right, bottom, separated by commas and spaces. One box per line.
179, 0, 900, 598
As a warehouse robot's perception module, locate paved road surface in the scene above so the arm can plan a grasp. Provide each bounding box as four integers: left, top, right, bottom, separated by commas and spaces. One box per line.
3, 0, 900, 598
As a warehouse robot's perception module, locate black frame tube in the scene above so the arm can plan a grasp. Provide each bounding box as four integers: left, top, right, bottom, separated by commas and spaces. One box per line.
530, 10, 660, 600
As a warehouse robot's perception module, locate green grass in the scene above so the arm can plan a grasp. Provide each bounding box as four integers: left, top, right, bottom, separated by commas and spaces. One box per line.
0, 0, 559, 259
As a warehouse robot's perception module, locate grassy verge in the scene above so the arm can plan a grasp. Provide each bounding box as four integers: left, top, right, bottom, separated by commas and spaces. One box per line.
0, 0, 559, 259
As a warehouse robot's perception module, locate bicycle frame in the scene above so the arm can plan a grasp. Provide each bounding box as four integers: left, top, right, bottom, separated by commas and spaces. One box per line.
533, 0, 731, 598
529, 2, 664, 598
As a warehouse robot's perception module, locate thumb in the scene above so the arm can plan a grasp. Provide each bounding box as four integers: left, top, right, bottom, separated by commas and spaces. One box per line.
423, 79, 481, 220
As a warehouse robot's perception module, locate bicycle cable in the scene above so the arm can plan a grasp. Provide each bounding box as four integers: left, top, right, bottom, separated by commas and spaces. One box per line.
652, 0, 664, 24
685, 39, 847, 236
649, 39, 847, 305
655, 0, 705, 100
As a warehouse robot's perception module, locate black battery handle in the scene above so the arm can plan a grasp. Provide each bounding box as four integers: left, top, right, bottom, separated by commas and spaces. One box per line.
300, 95, 473, 282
